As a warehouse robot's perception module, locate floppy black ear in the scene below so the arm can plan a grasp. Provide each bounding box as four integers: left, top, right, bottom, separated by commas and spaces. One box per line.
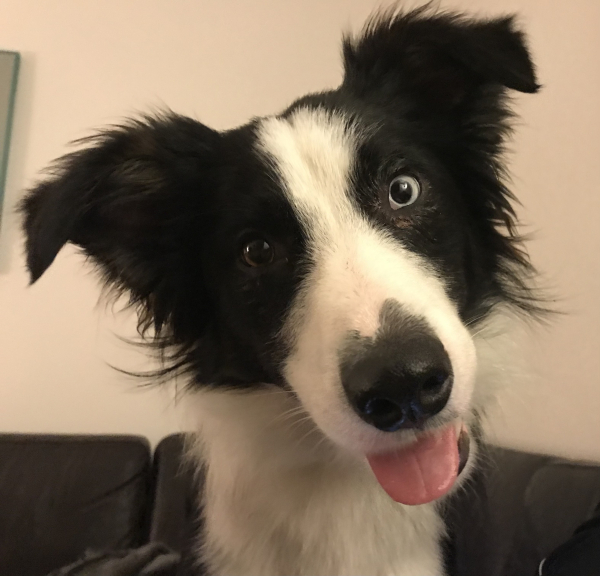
342, 7, 539, 109
21, 112, 221, 333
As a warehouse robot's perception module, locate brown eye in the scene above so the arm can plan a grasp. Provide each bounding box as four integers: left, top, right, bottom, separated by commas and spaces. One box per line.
242, 238, 274, 267
388, 174, 421, 210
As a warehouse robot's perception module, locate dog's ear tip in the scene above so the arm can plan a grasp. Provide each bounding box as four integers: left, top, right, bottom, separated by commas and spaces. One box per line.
27, 264, 46, 284
23, 234, 62, 284
20, 179, 75, 283
25, 257, 48, 284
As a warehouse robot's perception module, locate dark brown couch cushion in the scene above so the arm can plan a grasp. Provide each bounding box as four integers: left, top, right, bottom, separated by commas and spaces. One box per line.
0, 434, 151, 576
447, 446, 600, 576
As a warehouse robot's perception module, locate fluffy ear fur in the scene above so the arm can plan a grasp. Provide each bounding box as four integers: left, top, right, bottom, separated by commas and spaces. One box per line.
342, 7, 539, 109
20, 113, 220, 337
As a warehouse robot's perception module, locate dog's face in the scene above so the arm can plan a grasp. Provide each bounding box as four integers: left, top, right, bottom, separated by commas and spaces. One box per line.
22, 9, 539, 503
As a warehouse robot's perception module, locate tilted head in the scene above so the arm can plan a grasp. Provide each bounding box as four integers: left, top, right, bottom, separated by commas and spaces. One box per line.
21, 7, 540, 504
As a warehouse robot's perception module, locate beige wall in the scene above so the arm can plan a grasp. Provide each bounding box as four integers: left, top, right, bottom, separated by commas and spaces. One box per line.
0, 0, 598, 457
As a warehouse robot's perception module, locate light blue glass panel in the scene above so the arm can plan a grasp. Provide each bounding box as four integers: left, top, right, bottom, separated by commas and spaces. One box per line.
0, 51, 20, 217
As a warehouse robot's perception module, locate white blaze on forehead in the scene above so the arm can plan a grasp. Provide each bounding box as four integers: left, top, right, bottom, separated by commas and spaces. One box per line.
259, 108, 357, 242
257, 108, 476, 445
258, 108, 382, 334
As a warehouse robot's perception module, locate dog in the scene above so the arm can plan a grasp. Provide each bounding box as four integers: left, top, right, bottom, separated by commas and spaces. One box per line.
20, 6, 541, 576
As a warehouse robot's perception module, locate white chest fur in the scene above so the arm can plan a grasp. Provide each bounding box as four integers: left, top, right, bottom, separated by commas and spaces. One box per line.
190, 391, 447, 576
199, 462, 445, 576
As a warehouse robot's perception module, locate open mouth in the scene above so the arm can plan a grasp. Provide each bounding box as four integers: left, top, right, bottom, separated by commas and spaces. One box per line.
366, 422, 471, 505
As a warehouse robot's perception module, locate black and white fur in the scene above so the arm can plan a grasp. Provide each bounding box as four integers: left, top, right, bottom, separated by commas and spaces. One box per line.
21, 7, 541, 575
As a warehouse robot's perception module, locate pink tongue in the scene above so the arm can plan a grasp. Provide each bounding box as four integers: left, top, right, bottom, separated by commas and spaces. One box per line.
366, 425, 459, 505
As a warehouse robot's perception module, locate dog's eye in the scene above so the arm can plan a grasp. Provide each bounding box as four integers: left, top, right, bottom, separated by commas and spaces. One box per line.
242, 239, 274, 267
388, 175, 421, 210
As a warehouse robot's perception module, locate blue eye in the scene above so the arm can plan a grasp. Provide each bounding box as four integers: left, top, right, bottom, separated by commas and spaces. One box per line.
388, 175, 421, 209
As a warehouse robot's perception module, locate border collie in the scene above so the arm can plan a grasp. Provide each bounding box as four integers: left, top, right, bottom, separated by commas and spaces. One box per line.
21, 7, 541, 576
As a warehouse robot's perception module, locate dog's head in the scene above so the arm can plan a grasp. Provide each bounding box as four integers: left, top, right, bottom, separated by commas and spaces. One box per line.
22, 8, 539, 504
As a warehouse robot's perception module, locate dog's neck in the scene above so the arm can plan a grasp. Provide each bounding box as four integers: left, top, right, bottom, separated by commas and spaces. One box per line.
188, 388, 447, 576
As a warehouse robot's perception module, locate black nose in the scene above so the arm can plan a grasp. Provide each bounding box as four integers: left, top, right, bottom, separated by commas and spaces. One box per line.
342, 330, 453, 432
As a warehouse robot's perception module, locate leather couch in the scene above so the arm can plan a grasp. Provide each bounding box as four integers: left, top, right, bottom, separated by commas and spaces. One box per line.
1, 433, 599, 576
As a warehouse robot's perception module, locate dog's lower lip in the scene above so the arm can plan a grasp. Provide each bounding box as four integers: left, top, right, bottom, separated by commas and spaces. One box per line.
457, 425, 470, 475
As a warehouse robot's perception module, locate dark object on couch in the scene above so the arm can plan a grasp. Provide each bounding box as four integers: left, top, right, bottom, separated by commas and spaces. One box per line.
1, 433, 599, 576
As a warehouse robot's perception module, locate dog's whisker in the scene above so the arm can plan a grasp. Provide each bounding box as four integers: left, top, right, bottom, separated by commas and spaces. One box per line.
271, 406, 308, 426
283, 414, 316, 434
294, 424, 326, 449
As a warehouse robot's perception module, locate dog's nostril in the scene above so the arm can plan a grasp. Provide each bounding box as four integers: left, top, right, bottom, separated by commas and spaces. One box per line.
359, 396, 407, 432
363, 397, 398, 419
417, 369, 452, 415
